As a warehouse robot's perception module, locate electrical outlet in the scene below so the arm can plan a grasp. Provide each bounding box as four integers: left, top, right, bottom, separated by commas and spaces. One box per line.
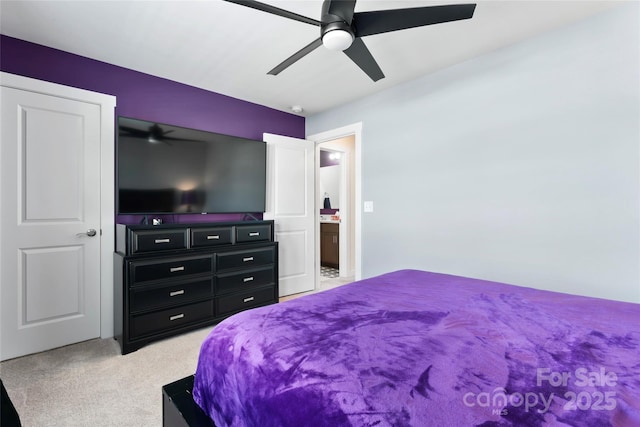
364, 201, 374, 213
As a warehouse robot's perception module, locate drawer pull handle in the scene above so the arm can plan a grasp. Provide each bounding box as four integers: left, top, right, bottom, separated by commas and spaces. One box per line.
169, 290, 185, 297
248, 232, 260, 237
207, 235, 220, 240
170, 266, 185, 273
243, 296, 255, 303
243, 277, 254, 283
155, 238, 170, 244
170, 313, 185, 321
243, 257, 254, 262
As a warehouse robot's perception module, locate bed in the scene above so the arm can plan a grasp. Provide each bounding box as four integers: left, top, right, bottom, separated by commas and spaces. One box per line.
186, 269, 639, 426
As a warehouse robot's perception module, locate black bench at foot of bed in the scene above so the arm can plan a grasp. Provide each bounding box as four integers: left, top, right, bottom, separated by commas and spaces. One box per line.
1, 379, 22, 427
163, 375, 216, 427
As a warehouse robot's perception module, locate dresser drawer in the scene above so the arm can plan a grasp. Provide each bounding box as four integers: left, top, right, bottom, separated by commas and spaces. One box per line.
236, 224, 271, 243
129, 255, 213, 284
191, 227, 233, 248
130, 229, 188, 254
216, 246, 275, 272
216, 266, 275, 295
130, 300, 213, 339
216, 287, 276, 316
130, 278, 214, 313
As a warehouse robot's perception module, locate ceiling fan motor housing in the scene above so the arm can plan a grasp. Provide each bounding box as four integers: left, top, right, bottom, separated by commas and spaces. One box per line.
320, 0, 355, 51
321, 21, 355, 51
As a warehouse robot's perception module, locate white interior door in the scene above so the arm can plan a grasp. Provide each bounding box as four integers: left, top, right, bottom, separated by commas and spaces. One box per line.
1, 86, 102, 361
263, 133, 316, 296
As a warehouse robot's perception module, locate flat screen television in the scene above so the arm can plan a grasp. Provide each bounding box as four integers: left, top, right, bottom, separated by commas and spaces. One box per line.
117, 116, 267, 215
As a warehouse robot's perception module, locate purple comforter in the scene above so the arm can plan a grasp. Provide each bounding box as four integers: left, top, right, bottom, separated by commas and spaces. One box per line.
193, 270, 640, 427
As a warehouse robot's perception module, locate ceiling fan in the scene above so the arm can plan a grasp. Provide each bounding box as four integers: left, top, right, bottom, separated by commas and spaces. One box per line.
223, 0, 477, 82
119, 124, 201, 144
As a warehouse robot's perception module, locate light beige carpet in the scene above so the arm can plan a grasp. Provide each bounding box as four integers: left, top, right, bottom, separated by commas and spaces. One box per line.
0, 327, 211, 427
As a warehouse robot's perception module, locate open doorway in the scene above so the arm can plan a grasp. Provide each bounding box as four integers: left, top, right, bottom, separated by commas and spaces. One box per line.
319, 140, 354, 283
308, 122, 362, 290
319, 147, 343, 286
307, 123, 362, 289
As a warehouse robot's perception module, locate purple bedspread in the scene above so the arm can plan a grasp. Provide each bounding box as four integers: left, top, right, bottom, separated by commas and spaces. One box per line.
193, 270, 640, 426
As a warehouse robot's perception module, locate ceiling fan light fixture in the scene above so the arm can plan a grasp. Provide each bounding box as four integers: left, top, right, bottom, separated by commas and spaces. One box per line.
322, 29, 354, 51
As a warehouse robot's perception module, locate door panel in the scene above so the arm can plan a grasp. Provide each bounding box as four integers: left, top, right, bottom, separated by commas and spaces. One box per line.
24, 107, 86, 220
1, 86, 102, 360
22, 246, 83, 323
277, 230, 307, 278
263, 133, 316, 296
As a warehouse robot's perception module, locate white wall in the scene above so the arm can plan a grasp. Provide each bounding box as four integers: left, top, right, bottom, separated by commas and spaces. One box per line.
307, 4, 640, 303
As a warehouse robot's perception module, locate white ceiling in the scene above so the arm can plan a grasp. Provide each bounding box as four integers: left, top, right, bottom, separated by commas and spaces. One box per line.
0, 0, 623, 116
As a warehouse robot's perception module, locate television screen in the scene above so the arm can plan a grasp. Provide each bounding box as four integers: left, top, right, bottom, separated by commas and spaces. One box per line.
117, 116, 266, 214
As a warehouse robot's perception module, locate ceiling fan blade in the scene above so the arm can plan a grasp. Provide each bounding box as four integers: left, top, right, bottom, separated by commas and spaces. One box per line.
354, 4, 476, 38
323, 0, 357, 24
343, 38, 384, 82
268, 38, 323, 76
223, 0, 320, 26
119, 126, 149, 137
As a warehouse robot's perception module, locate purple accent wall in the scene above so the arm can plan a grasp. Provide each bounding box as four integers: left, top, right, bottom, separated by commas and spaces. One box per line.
1, 35, 305, 225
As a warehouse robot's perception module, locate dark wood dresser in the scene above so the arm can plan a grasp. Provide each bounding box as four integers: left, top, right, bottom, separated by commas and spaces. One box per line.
114, 220, 278, 354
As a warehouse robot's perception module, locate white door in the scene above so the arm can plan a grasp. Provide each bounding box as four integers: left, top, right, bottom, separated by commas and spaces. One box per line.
1, 86, 102, 360
263, 133, 316, 296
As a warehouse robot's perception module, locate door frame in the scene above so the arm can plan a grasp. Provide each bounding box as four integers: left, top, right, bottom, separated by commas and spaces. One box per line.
0, 72, 116, 338
307, 122, 362, 281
